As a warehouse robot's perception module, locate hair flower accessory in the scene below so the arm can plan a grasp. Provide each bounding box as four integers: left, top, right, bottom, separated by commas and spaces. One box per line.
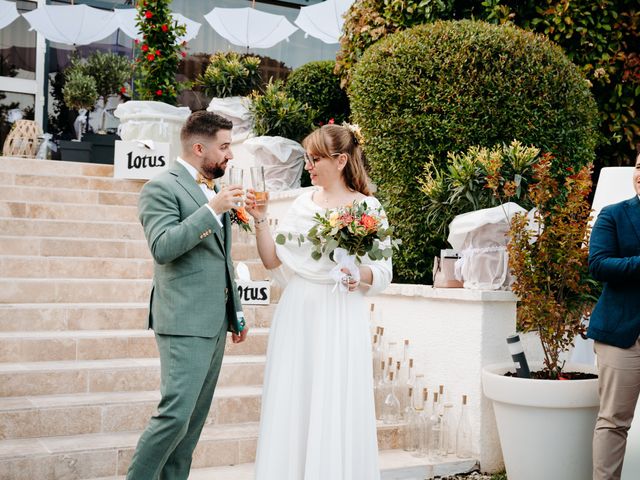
342, 122, 364, 145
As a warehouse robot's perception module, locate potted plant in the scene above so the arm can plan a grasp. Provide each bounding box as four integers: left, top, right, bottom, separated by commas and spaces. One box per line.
481, 154, 600, 480
244, 79, 316, 191
59, 69, 98, 162
114, 0, 191, 164
68, 52, 134, 163
195, 50, 262, 140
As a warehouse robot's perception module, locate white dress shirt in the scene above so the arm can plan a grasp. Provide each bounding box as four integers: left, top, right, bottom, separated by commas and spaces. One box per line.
176, 157, 223, 227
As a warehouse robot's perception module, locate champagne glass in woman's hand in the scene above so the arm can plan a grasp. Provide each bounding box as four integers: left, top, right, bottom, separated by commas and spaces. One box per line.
245, 189, 269, 219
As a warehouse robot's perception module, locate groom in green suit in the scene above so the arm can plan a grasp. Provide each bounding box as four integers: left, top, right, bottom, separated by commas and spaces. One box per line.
127, 111, 249, 479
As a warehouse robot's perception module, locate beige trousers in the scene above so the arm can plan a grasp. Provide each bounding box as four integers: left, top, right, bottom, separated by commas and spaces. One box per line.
593, 337, 640, 480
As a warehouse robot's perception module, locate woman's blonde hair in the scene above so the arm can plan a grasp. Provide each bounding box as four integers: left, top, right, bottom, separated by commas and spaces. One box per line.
302, 124, 370, 195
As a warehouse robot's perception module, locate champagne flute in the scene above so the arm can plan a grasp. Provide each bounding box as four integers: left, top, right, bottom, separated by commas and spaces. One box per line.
228, 166, 244, 207
250, 166, 267, 206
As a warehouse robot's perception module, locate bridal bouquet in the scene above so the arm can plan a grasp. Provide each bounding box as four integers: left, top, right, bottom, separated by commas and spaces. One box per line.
306, 201, 399, 263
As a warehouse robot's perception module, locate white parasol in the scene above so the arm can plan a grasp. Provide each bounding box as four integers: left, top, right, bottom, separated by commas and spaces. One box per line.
0, 0, 19, 30
22, 4, 120, 46
204, 6, 297, 49
294, 0, 354, 44
114, 8, 201, 44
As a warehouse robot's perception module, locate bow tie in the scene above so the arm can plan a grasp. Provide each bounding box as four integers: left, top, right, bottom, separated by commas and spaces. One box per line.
196, 173, 215, 190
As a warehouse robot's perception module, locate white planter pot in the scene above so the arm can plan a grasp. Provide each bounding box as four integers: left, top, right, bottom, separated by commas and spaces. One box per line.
482, 362, 598, 480
114, 100, 191, 164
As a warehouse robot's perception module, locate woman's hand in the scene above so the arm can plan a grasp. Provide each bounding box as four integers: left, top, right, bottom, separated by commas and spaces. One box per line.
245, 188, 269, 220
340, 267, 360, 292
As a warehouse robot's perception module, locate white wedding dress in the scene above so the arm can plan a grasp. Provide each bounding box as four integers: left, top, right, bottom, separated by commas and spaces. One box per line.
254, 190, 392, 480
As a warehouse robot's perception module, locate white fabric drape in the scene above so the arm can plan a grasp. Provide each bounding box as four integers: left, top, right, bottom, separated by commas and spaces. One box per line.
114, 9, 201, 44
22, 4, 120, 46
0, 0, 19, 31
294, 0, 354, 44
204, 7, 297, 49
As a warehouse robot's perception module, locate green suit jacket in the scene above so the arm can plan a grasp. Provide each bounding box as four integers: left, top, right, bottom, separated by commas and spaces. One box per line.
138, 162, 245, 337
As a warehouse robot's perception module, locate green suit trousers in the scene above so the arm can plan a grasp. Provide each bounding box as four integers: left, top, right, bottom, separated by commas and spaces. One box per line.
126, 316, 227, 480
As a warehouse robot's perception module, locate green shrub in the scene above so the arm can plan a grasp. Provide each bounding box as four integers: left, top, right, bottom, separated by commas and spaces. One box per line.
419, 141, 541, 238
195, 51, 261, 98
285, 60, 349, 125
335, 0, 456, 87
67, 52, 133, 100
249, 80, 316, 143
349, 20, 599, 283
62, 70, 98, 111
338, 0, 638, 167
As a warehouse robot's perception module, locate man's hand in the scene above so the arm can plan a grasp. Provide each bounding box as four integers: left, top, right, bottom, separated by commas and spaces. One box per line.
209, 185, 244, 215
232, 325, 249, 344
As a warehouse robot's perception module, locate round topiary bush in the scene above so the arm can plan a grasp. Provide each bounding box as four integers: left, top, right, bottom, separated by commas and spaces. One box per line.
285, 60, 350, 125
349, 20, 599, 284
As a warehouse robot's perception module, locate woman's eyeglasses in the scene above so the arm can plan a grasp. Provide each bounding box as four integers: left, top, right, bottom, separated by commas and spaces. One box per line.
303, 152, 341, 168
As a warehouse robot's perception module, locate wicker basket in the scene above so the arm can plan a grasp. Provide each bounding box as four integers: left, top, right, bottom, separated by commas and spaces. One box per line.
2, 120, 43, 158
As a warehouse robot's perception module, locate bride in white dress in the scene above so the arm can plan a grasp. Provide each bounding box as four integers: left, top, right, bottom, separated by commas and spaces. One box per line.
245, 124, 392, 480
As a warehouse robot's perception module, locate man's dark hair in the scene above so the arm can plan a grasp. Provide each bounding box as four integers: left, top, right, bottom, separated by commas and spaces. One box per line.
180, 111, 233, 144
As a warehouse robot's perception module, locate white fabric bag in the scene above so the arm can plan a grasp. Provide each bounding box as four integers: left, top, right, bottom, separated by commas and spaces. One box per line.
447, 202, 527, 290
114, 101, 191, 164
206, 96, 253, 141
243, 136, 305, 191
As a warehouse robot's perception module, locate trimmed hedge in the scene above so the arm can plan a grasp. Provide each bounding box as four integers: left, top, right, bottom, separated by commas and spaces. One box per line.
349, 20, 599, 284
285, 60, 350, 125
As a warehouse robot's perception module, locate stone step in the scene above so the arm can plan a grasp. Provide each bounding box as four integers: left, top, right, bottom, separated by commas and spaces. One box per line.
0, 303, 275, 332
0, 235, 149, 259
0, 422, 413, 480
176, 451, 478, 480
0, 169, 144, 193
0, 278, 152, 304
0, 217, 144, 241
0, 386, 263, 440
0, 184, 139, 206
0, 355, 266, 397
1, 200, 139, 222
0, 255, 153, 279
0, 278, 281, 305
0, 156, 115, 178
0, 328, 269, 362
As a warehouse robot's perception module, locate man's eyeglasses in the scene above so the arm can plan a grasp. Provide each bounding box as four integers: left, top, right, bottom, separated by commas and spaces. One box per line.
303, 152, 341, 168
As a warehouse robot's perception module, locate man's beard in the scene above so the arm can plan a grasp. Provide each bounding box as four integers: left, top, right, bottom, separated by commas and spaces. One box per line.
202, 163, 225, 179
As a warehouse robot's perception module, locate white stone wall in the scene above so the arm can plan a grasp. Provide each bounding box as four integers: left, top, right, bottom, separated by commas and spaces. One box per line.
366, 285, 517, 473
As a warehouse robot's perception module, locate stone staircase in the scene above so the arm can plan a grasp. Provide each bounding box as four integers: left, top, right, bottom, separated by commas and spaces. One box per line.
0, 157, 474, 480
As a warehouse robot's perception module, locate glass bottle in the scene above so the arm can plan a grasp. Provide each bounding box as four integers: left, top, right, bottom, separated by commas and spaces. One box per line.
419, 387, 431, 457
382, 371, 401, 424
374, 360, 387, 420
438, 384, 445, 414
402, 386, 416, 452
441, 403, 455, 456
372, 334, 380, 380
428, 391, 442, 460
412, 374, 426, 410
403, 339, 411, 364
456, 394, 473, 458
411, 388, 427, 457
369, 303, 376, 336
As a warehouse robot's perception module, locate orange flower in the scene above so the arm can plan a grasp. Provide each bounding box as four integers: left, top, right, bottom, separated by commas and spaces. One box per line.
235, 207, 250, 224
360, 213, 378, 231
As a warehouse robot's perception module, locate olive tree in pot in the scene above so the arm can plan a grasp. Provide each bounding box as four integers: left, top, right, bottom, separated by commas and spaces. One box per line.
59, 70, 98, 162
482, 154, 601, 480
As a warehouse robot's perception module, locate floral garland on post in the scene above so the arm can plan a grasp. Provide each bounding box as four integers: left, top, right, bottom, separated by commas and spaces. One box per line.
134, 0, 187, 105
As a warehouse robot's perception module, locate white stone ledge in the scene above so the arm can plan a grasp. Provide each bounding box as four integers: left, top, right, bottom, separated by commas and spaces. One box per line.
380, 284, 517, 302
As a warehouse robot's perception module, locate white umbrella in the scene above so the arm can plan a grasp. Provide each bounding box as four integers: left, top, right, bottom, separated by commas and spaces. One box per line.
294, 0, 354, 44
114, 8, 201, 44
0, 0, 19, 30
204, 7, 297, 49
22, 4, 120, 45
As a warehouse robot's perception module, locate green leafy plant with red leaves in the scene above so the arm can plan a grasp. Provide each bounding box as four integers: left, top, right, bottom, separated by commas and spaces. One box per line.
505, 155, 599, 378
134, 0, 187, 105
